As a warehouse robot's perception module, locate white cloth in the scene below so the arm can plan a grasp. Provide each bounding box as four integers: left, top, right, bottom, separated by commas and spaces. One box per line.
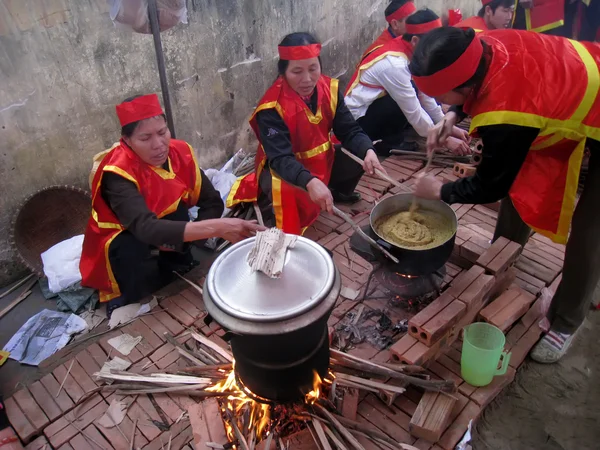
41, 235, 84, 293
345, 54, 444, 137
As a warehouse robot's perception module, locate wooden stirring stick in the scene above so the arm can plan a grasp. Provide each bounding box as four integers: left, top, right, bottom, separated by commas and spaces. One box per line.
340, 147, 411, 193
332, 206, 399, 264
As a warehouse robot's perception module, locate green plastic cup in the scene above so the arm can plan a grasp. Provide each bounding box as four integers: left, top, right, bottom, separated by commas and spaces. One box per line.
461, 323, 511, 387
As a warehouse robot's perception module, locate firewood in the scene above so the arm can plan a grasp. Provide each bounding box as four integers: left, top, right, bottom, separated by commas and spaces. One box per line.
311, 419, 333, 450
315, 404, 366, 450
334, 373, 406, 395
190, 331, 234, 362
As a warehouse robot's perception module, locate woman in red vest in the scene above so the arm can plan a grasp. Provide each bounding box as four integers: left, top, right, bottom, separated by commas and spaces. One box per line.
80, 94, 264, 314
409, 27, 600, 363
454, 0, 515, 32
360, 0, 417, 62
227, 33, 384, 235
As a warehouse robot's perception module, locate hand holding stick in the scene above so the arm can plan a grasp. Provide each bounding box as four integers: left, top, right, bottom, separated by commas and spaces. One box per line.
340, 148, 411, 193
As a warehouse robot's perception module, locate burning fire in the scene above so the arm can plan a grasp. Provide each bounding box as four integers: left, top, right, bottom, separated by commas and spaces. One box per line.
304, 370, 322, 405
206, 362, 271, 441
206, 362, 327, 446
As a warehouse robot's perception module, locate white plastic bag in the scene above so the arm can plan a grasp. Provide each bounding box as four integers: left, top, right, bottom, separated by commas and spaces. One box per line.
41, 235, 85, 294
205, 168, 238, 213
107, 0, 187, 34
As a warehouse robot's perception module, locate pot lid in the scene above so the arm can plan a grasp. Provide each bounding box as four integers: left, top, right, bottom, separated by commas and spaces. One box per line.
206, 235, 335, 322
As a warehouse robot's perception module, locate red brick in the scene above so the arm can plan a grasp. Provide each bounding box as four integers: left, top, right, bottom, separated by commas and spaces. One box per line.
139, 314, 170, 341
437, 401, 481, 450
69, 425, 115, 450
98, 330, 143, 363
487, 241, 522, 275
421, 300, 466, 346
151, 394, 184, 422
458, 272, 495, 309
57, 444, 75, 450
476, 237, 510, 269
460, 239, 487, 263
514, 268, 546, 295
75, 349, 103, 380
394, 394, 419, 417
515, 255, 559, 284
122, 319, 164, 357
324, 232, 348, 251
96, 411, 148, 449
453, 204, 474, 220
24, 435, 49, 450
466, 209, 497, 227
12, 388, 50, 432
341, 388, 359, 420
509, 323, 543, 368
179, 287, 206, 310
488, 291, 536, 332
409, 391, 457, 442
160, 296, 196, 326
445, 265, 484, 299
27, 383, 62, 424
68, 359, 99, 394
86, 343, 108, 368
428, 361, 462, 388
479, 288, 521, 321
39, 373, 74, 413
469, 366, 516, 408
358, 399, 414, 444
398, 340, 438, 366
409, 292, 455, 332
303, 225, 327, 241
505, 322, 528, 349
525, 238, 565, 262
53, 362, 86, 403
390, 334, 418, 360
141, 418, 190, 450
4, 396, 36, 442
45, 396, 106, 448
520, 297, 546, 329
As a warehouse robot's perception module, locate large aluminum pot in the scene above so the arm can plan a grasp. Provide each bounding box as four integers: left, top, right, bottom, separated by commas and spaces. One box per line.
370, 193, 458, 276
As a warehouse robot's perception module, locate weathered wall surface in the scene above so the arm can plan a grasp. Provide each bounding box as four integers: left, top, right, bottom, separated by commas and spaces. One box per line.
0, 0, 478, 285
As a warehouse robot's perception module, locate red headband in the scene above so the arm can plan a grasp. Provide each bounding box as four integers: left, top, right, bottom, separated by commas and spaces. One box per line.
278, 44, 322, 60
405, 18, 442, 35
412, 36, 484, 98
116, 94, 164, 127
481, 0, 494, 5
386, 2, 417, 23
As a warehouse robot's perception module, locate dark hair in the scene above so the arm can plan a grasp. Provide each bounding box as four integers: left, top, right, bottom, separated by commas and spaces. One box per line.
384, 0, 412, 19
402, 8, 440, 41
120, 95, 166, 137
478, 0, 514, 17
409, 27, 489, 90
277, 32, 322, 75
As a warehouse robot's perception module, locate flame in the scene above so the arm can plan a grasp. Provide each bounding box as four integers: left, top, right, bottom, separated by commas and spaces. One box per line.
206, 362, 271, 441
304, 370, 322, 405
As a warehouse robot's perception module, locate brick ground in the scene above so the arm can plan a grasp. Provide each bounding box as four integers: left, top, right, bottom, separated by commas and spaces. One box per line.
4, 154, 566, 449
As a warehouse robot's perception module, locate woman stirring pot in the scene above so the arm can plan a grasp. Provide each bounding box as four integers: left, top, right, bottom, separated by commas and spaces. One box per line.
227, 32, 385, 234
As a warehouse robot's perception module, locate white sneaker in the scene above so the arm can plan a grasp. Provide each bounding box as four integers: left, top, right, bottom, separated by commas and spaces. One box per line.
530, 328, 578, 364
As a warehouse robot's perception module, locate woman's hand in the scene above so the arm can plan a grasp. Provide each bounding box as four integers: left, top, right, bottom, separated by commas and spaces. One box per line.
414, 173, 443, 200
362, 149, 386, 176
307, 178, 334, 214
452, 125, 471, 143
219, 219, 266, 243
446, 136, 471, 156
427, 112, 458, 153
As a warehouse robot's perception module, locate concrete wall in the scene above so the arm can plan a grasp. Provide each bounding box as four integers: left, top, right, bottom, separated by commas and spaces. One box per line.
0, 0, 478, 285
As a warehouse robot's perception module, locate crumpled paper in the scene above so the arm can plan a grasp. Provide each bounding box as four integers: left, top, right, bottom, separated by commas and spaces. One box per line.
108, 297, 158, 329
107, 334, 142, 356
247, 228, 297, 278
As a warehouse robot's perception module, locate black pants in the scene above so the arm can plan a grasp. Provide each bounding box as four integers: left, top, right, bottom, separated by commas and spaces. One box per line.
357, 95, 409, 147
493, 139, 600, 334
257, 146, 365, 226
108, 203, 193, 304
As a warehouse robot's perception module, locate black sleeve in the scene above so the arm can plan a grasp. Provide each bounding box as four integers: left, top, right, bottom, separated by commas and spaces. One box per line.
256, 109, 315, 189
332, 91, 373, 159
101, 173, 186, 249
195, 169, 224, 221
449, 104, 468, 122
440, 124, 539, 205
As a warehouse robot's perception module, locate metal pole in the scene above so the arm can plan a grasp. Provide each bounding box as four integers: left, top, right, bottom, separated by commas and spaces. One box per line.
148, 0, 176, 137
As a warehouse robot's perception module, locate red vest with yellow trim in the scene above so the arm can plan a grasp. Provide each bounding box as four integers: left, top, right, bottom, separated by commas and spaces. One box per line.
227, 76, 338, 235
464, 30, 600, 243
360, 29, 395, 62
454, 16, 488, 32
346, 37, 414, 97
525, 0, 565, 33
80, 139, 202, 302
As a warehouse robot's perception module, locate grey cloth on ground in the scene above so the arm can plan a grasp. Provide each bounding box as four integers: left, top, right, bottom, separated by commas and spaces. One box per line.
39, 278, 99, 313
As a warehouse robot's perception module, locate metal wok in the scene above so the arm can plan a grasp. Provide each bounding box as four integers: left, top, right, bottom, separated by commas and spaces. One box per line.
369, 193, 457, 276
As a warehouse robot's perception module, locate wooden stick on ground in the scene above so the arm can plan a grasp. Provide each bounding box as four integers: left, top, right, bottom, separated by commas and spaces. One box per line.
312, 418, 334, 450
173, 272, 203, 295
129, 418, 137, 450
0, 273, 34, 299
322, 423, 349, 450
190, 331, 233, 362
332, 206, 399, 264
315, 404, 366, 450
340, 147, 411, 193
56, 359, 75, 398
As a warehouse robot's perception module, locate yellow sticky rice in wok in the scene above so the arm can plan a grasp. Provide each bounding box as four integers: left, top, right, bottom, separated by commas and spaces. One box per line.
374, 210, 454, 250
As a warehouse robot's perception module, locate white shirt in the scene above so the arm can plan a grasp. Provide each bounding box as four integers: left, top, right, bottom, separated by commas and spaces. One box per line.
345, 54, 444, 137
